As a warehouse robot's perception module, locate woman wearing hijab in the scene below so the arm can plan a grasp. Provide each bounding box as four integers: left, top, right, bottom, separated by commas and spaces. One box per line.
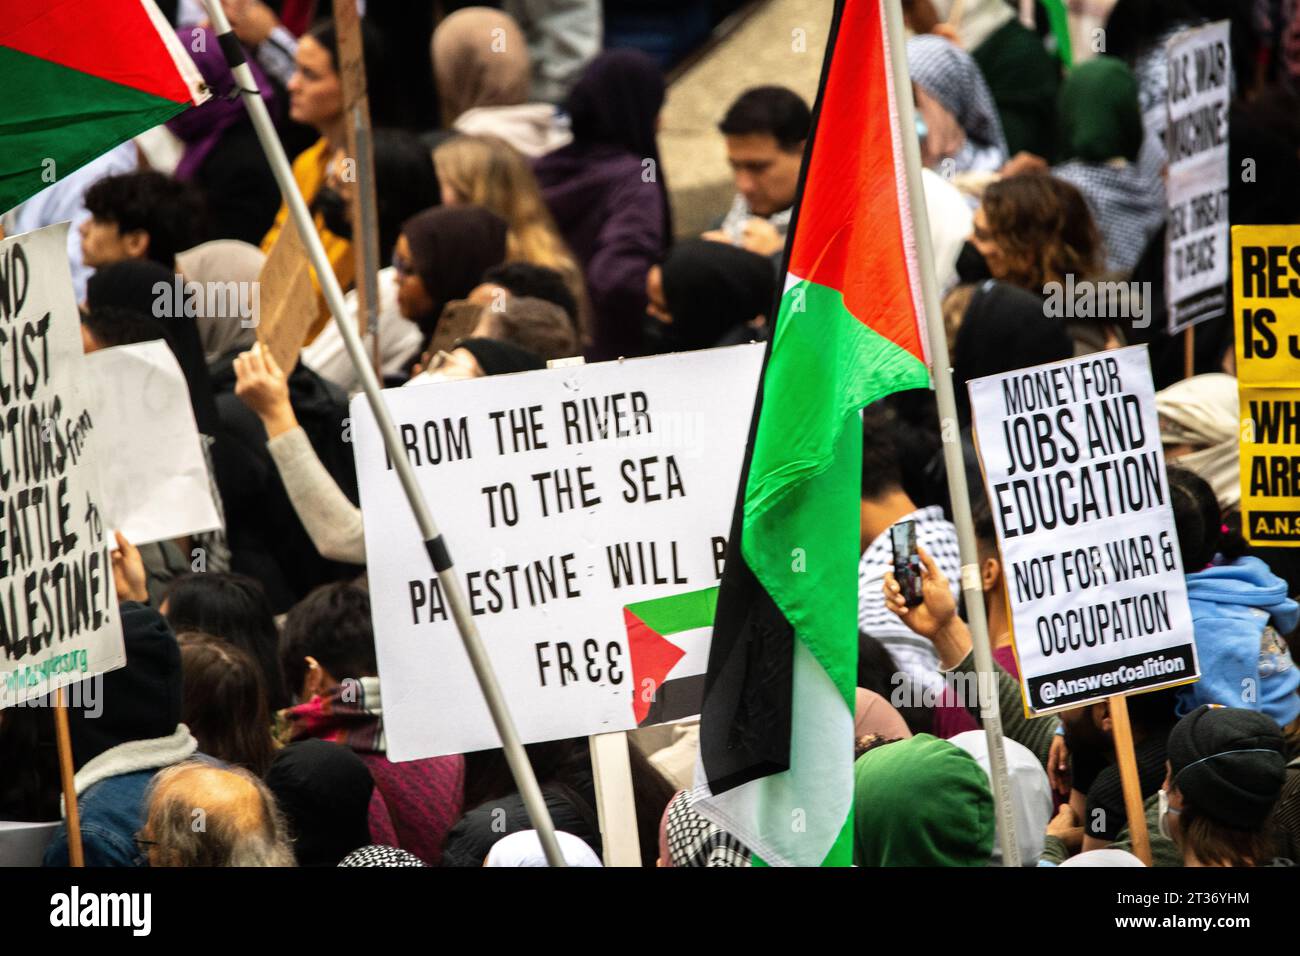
853, 734, 996, 866
1051, 57, 1165, 274
924, 0, 1061, 160
302, 129, 444, 392
174, 240, 264, 366
166, 27, 279, 246
430, 7, 571, 158
906, 34, 1008, 178
644, 238, 774, 353
394, 205, 509, 345
534, 50, 670, 361
264, 740, 375, 867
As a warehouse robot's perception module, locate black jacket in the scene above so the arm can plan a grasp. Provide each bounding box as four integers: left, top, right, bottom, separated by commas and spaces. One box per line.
439, 771, 602, 867
209, 352, 362, 612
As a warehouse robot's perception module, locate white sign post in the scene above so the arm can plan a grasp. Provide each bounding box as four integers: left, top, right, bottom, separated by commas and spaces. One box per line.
0, 224, 123, 712
968, 346, 1200, 716
1165, 20, 1231, 336
352, 344, 763, 761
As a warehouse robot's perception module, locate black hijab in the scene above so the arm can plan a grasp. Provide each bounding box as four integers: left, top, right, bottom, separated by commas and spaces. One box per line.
264, 740, 373, 867
401, 205, 508, 338
86, 260, 219, 436
563, 49, 672, 241
951, 280, 1073, 422
658, 239, 774, 350
458, 337, 545, 376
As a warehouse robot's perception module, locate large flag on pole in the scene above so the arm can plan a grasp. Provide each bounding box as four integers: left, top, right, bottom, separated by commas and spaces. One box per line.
0, 0, 207, 213
695, 0, 932, 867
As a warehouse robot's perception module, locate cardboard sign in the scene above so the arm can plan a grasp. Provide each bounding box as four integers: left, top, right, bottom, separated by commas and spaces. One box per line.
86, 340, 222, 546
0, 224, 123, 710
1165, 20, 1231, 334
1232, 224, 1300, 545
334, 0, 379, 341
968, 346, 1199, 715
256, 220, 315, 375
352, 345, 763, 759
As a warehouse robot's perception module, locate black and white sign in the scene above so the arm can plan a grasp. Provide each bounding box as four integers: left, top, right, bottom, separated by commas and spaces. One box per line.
968, 346, 1200, 714
1165, 20, 1231, 334
352, 345, 762, 759
0, 224, 123, 710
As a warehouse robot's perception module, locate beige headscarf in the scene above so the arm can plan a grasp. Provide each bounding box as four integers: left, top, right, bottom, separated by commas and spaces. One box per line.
175, 240, 264, 364
854, 688, 913, 740
1155, 373, 1241, 510
432, 8, 531, 126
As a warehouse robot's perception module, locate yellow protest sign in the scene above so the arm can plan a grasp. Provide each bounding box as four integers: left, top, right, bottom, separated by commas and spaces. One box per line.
1232, 225, 1300, 545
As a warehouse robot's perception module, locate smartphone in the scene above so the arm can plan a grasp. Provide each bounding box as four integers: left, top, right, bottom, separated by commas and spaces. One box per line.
890, 520, 924, 608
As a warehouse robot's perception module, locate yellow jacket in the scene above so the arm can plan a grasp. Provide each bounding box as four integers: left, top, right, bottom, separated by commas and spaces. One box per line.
261, 137, 355, 343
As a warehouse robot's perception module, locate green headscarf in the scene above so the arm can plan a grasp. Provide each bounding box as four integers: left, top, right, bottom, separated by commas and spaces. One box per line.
1056, 56, 1143, 164
853, 734, 995, 867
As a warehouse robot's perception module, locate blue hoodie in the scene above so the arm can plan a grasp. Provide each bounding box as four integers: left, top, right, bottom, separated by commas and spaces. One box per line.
1181, 556, 1300, 727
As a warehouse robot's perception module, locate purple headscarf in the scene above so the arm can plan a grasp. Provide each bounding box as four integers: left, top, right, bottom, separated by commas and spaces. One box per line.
564, 49, 664, 163
167, 27, 274, 181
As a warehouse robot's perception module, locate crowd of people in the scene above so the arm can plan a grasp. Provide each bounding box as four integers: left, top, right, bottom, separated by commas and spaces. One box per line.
1, 0, 1299, 868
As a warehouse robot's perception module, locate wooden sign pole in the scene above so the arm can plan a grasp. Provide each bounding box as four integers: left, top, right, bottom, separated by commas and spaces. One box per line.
334, 0, 382, 378
1184, 324, 1195, 380
53, 688, 84, 867
1108, 694, 1152, 865
588, 731, 642, 867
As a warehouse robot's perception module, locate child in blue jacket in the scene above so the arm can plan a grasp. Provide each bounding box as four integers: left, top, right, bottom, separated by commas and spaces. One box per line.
1169, 468, 1300, 727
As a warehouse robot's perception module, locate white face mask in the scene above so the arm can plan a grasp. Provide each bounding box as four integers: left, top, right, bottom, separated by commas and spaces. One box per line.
1157, 788, 1182, 841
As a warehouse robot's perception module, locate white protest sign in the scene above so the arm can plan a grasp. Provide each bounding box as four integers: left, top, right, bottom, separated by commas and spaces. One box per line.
968, 346, 1199, 715
1165, 20, 1231, 334
86, 340, 222, 546
0, 224, 123, 710
353, 344, 763, 760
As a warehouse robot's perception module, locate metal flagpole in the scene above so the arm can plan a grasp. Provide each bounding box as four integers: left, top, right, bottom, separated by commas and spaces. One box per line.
883, 0, 1022, 866
201, 0, 566, 866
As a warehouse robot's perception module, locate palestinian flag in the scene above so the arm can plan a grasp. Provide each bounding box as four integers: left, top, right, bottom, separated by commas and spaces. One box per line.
0, 0, 207, 214
696, 0, 932, 867
624, 586, 718, 726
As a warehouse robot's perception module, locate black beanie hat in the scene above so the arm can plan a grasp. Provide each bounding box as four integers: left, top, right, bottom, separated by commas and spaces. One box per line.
1167, 705, 1286, 829
67, 604, 184, 771
265, 740, 373, 867
457, 337, 545, 376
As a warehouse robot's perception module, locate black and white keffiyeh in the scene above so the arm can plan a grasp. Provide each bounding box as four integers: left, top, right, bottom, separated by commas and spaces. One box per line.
906, 34, 1008, 158
1053, 160, 1167, 274
338, 845, 427, 867
666, 787, 752, 867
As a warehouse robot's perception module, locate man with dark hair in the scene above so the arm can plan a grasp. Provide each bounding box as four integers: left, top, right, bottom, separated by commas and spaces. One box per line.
80, 306, 170, 354
278, 581, 464, 865
707, 85, 811, 259
858, 402, 961, 697
81, 170, 207, 270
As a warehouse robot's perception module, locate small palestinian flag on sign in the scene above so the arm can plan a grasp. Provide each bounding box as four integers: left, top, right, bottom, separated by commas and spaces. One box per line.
624, 586, 718, 726
0, 0, 207, 214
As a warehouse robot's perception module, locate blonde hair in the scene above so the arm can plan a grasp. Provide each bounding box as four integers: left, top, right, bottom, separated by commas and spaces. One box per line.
434, 134, 588, 335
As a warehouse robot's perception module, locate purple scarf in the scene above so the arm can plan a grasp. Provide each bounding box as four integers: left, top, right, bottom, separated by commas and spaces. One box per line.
167, 27, 274, 181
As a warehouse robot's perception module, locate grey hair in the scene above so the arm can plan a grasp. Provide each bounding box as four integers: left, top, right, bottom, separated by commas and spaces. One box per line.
146, 760, 296, 867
